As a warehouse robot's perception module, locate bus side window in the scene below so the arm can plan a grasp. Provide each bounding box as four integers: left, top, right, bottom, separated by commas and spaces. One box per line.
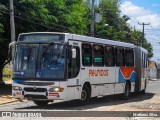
105, 46, 115, 66
93, 44, 104, 66
141, 52, 144, 68
125, 49, 134, 67
68, 46, 80, 79
82, 43, 92, 66
116, 47, 125, 66
146, 54, 148, 68
144, 53, 146, 68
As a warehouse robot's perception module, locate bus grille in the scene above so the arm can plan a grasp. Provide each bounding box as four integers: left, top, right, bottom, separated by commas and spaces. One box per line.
24, 87, 47, 92
24, 95, 47, 99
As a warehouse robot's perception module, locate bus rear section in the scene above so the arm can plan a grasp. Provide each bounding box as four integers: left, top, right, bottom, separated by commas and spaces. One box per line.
135, 46, 149, 94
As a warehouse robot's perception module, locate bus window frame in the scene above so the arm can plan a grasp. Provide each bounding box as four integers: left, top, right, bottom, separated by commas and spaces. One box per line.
82, 43, 92, 66
115, 47, 125, 67
93, 44, 104, 67
125, 48, 134, 67
104, 45, 115, 67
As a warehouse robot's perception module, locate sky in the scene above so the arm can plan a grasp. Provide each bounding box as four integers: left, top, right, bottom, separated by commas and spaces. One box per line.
120, 0, 160, 62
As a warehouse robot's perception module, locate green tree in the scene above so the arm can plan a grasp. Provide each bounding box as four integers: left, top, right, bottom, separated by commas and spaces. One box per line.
0, 0, 153, 84
94, 0, 153, 58
0, 0, 89, 83
0, 3, 10, 84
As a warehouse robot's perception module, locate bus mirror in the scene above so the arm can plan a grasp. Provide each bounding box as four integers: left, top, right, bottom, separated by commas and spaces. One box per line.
72, 48, 76, 58
8, 42, 16, 60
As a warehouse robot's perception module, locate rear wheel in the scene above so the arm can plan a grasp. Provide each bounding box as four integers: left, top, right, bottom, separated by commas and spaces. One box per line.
80, 85, 90, 105
33, 100, 49, 106
141, 89, 146, 95
123, 83, 131, 100
141, 79, 147, 95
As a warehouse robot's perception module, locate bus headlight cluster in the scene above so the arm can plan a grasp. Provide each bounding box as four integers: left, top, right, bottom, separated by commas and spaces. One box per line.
13, 86, 22, 91
49, 87, 64, 92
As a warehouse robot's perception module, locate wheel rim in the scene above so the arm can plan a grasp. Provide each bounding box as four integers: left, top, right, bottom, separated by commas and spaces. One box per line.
81, 89, 87, 100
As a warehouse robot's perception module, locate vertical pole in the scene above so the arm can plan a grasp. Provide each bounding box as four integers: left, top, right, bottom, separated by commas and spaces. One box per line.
138, 22, 150, 47
142, 23, 145, 47
9, 0, 15, 43
9, 0, 15, 70
91, 0, 95, 37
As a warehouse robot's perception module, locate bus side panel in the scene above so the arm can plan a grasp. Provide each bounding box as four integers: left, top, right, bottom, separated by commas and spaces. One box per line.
141, 68, 145, 91
103, 84, 115, 96
115, 67, 124, 94
115, 67, 136, 94
114, 83, 125, 94
140, 53, 149, 91
103, 67, 116, 96
81, 67, 116, 97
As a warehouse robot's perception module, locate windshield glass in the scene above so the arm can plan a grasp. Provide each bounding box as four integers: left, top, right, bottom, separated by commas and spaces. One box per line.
13, 45, 38, 78
37, 44, 65, 79
13, 44, 66, 80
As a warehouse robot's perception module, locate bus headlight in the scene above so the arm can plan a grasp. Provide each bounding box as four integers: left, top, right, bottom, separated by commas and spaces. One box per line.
54, 88, 60, 92
13, 86, 22, 91
49, 87, 64, 92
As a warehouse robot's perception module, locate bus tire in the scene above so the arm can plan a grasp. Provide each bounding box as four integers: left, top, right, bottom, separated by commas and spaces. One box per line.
141, 89, 146, 95
80, 85, 90, 105
33, 100, 49, 106
123, 83, 131, 100
141, 79, 147, 95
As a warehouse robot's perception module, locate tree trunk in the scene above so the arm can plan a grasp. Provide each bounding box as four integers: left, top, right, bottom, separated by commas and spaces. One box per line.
0, 66, 5, 85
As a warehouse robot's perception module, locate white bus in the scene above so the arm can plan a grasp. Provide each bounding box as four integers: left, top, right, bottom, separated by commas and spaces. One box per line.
10, 32, 149, 106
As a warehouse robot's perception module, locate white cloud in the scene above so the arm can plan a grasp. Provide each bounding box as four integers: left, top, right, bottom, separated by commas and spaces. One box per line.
120, 1, 160, 61
120, 1, 160, 30
137, 14, 160, 29
120, 1, 151, 17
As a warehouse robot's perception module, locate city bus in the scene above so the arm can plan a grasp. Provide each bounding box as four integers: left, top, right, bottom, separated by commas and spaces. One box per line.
9, 32, 149, 106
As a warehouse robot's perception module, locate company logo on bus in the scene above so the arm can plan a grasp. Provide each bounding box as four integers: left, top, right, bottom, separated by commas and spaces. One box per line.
89, 69, 109, 76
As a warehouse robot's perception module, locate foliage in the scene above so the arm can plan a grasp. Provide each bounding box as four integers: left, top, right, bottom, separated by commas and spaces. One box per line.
3, 67, 12, 81
0, 0, 153, 82
95, 0, 153, 58
14, 0, 88, 35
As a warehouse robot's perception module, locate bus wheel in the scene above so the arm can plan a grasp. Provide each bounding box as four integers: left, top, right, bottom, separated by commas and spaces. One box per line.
81, 85, 90, 105
33, 100, 49, 106
141, 79, 147, 95
141, 89, 146, 95
123, 83, 130, 100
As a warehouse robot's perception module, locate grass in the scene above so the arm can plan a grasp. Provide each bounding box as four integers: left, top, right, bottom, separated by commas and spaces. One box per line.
2, 67, 12, 81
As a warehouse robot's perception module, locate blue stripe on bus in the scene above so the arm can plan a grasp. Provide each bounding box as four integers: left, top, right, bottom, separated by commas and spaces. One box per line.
118, 70, 135, 83
13, 80, 24, 83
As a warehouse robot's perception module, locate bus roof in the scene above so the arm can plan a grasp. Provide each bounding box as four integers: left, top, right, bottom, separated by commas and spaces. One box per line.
65, 33, 135, 48
19, 32, 147, 50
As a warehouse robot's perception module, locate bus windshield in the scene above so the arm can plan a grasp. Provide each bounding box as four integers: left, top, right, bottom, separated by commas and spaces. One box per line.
37, 44, 65, 79
13, 43, 66, 80
13, 44, 38, 78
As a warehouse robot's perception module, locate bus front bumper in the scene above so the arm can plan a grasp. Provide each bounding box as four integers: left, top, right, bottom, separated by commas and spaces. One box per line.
12, 86, 65, 101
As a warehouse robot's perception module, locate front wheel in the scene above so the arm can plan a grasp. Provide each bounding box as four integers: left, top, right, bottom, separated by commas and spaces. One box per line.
33, 100, 49, 106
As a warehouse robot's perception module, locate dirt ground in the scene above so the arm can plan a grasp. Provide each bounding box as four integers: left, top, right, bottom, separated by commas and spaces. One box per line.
0, 80, 18, 105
